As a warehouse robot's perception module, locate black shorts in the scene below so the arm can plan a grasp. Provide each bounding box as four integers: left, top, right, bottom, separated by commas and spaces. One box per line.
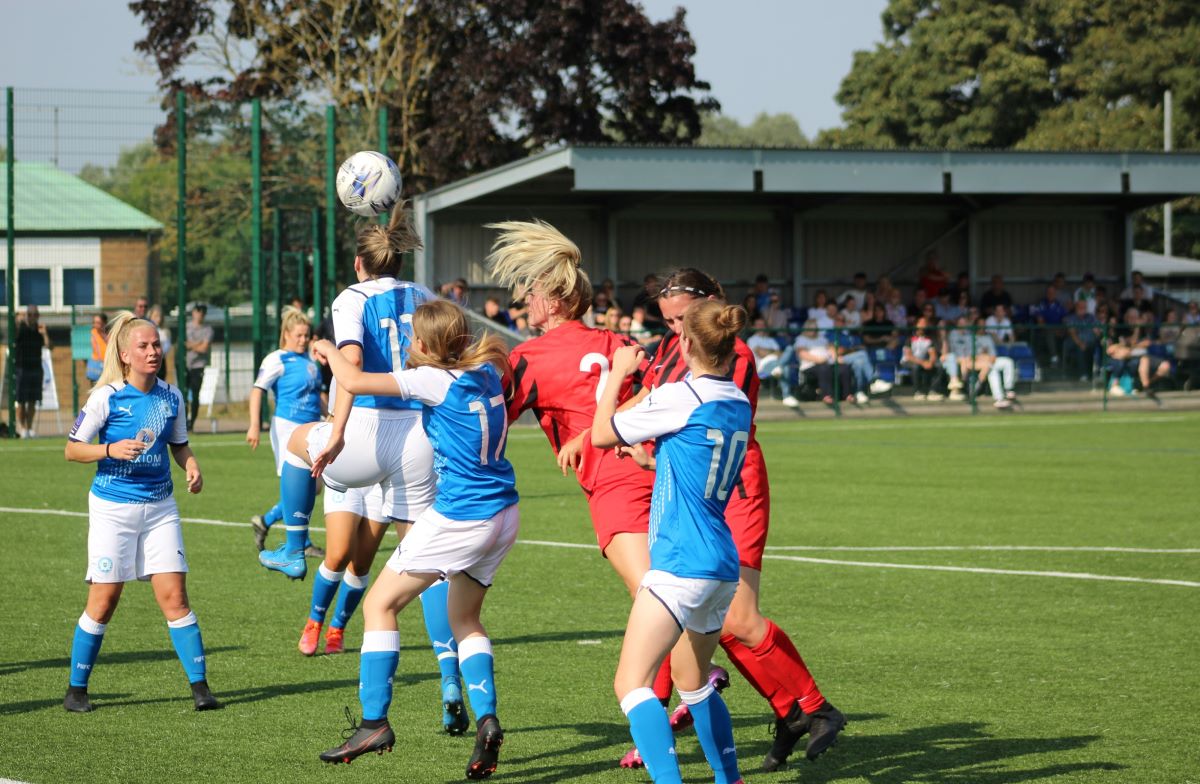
14, 367, 43, 404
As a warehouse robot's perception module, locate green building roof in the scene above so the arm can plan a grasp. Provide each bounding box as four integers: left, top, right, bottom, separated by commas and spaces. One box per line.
1, 161, 163, 233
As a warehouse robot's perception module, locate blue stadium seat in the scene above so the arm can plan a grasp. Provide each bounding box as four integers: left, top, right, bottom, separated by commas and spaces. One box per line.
870, 347, 906, 384
1002, 342, 1038, 382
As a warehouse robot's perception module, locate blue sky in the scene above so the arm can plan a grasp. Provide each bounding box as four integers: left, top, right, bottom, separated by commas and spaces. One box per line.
2, 0, 886, 137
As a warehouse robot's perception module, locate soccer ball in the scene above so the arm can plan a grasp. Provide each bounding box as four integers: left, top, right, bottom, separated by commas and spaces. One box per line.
336, 151, 403, 217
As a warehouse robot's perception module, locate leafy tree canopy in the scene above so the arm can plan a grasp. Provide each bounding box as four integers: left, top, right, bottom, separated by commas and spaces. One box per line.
129, 0, 718, 192
698, 112, 807, 147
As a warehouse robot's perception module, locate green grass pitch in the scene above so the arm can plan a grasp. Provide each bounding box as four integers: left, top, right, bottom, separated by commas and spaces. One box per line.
1, 412, 1197, 783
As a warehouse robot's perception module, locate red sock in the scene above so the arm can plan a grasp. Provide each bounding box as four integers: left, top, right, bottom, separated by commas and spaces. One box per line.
752, 619, 825, 714
652, 653, 673, 703
721, 633, 793, 719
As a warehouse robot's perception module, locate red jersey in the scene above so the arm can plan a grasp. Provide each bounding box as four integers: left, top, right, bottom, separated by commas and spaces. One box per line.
643, 331, 768, 499
507, 321, 650, 493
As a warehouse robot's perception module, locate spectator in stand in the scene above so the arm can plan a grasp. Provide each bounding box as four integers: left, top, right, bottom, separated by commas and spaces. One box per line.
14, 304, 51, 438
133, 296, 150, 320
985, 303, 1015, 344
934, 288, 962, 323
483, 296, 516, 329
592, 290, 612, 315
861, 291, 878, 323
87, 313, 108, 384
628, 305, 655, 345
831, 316, 873, 404
885, 289, 907, 329
747, 318, 784, 379
839, 295, 863, 328
1074, 273, 1098, 314
874, 275, 896, 304
939, 319, 969, 401
862, 302, 899, 350
752, 274, 773, 313
146, 304, 172, 382
761, 289, 790, 330
1063, 299, 1100, 381
778, 320, 851, 408
980, 274, 1013, 317
1183, 300, 1200, 325
513, 315, 531, 338
440, 278, 469, 307
617, 314, 632, 333
184, 304, 213, 431
1051, 273, 1071, 306
811, 299, 836, 330
909, 289, 930, 326
1120, 270, 1155, 301
1119, 285, 1154, 317
971, 316, 1018, 408
810, 289, 829, 317
903, 316, 946, 400
630, 273, 663, 330
597, 277, 616, 306
839, 272, 870, 310
742, 294, 763, 324
920, 301, 937, 328
1158, 308, 1182, 345
918, 250, 950, 299
1105, 308, 1146, 396
602, 305, 623, 333
1032, 284, 1068, 366
953, 271, 971, 301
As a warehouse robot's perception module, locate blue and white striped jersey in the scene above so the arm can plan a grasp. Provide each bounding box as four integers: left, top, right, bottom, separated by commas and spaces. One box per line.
254, 349, 323, 424
69, 379, 189, 504
390, 363, 518, 521
611, 374, 751, 582
332, 277, 435, 411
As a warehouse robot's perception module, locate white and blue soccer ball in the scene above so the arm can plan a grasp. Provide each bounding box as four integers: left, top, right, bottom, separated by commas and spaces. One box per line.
336, 151, 403, 217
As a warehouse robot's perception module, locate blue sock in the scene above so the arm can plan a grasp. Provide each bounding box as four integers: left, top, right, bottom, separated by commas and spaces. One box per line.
280, 463, 316, 555
458, 636, 496, 719
309, 564, 343, 624
69, 613, 106, 688
262, 502, 283, 526
167, 612, 207, 684
359, 631, 401, 721
682, 684, 741, 784
419, 580, 459, 681
332, 571, 368, 630
622, 687, 682, 784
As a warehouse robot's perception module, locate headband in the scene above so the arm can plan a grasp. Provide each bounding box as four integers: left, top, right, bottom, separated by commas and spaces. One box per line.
659, 284, 709, 299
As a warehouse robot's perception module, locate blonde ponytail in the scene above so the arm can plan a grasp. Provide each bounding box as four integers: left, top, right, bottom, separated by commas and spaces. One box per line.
486, 220, 592, 321
95, 311, 159, 388
356, 204, 423, 278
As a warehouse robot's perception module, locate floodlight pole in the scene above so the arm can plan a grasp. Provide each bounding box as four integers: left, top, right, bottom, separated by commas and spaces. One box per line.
325, 105, 336, 316
311, 208, 322, 319
6, 86, 16, 437
175, 91, 188, 392
1164, 90, 1173, 257
251, 99, 263, 369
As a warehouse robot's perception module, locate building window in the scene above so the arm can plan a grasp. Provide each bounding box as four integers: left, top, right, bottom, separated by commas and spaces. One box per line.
63, 268, 96, 306
19, 269, 52, 306
0, 276, 6, 307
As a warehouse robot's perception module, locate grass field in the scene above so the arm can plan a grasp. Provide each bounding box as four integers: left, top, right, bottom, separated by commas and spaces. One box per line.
1, 412, 1198, 784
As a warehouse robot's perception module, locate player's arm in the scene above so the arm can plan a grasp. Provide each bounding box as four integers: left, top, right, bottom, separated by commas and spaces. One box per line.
312, 339, 401, 397
170, 443, 203, 494
65, 439, 146, 463
592, 345, 644, 448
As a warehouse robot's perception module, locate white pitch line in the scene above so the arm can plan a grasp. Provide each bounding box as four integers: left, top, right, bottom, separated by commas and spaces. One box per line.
0, 439, 250, 453
762, 413, 1192, 434
767, 545, 1200, 554
5, 506, 1196, 588
763, 554, 1200, 588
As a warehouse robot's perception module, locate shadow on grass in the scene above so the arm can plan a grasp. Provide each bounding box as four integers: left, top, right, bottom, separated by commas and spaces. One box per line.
737, 717, 1123, 784
493, 628, 624, 647
0, 645, 244, 678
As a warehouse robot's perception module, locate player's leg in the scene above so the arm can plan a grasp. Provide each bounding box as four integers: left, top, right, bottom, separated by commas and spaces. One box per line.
151, 573, 220, 710
301, 507, 359, 654
319, 565, 437, 764
326, 513, 388, 655
675, 627, 741, 784
614, 587, 686, 784
66, 582, 124, 712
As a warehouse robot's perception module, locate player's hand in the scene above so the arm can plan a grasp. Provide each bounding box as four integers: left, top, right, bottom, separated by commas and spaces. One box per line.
310, 339, 335, 364
611, 345, 645, 378
311, 433, 344, 479
245, 427, 259, 450
109, 438, 148, 461
617, 443, 654, 470
186, 463, 203, 494
556, 432, 587, 476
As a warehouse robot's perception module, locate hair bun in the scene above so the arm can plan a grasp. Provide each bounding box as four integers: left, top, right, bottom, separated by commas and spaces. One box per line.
720, 304, 747, 334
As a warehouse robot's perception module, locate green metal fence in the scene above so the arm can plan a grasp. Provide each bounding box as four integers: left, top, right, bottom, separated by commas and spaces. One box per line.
1, 87, 394, 435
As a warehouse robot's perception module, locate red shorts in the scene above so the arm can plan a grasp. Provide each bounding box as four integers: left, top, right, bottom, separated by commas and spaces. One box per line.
585, 477, 652, 553
726, 443, 769, 570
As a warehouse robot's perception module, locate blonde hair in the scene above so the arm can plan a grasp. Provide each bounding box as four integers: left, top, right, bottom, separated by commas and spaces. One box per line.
405, 300, 510, 378
357, 204, 423, 278
682, 301, 746, 370
486, 220, 592, 321
278, 306, 312, 349
95, 311, 160, 388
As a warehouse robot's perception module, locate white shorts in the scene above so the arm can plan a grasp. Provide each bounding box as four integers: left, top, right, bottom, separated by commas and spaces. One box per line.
385, 503, 519, 588
306, 408, 435, 521
86, 493, 188, 583
270, 416, 309, 475
323, 483, 386, 522
639, 570, 738, 635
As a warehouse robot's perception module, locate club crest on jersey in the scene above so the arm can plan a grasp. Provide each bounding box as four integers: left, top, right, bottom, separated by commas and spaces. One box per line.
96, 557, 114, 574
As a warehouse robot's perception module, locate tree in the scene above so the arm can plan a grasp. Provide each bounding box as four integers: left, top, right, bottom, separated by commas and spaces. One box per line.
130, 0, 718, 192
821, 0, 1200, 257
698, 112, 807, 148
